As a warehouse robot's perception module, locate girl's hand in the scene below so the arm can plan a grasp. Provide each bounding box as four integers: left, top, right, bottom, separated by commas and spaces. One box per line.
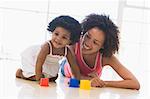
35, 74, 44, 81
91, 77, 105, 88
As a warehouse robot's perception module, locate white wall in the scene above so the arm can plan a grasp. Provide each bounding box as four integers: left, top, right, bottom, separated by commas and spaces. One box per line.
0, 0, 150, 79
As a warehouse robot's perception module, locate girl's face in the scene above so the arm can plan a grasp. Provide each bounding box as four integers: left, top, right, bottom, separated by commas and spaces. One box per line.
51, 27, 71, 48
81, 27, 105, 55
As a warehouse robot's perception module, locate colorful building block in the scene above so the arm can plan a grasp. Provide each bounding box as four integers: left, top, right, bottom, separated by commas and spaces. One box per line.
80, 80, 91, 90
40, 78, 49, 86
69, 78, 80, 88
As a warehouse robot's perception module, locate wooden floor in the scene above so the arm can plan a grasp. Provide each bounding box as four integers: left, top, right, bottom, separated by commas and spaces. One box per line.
0, 59, 149, 99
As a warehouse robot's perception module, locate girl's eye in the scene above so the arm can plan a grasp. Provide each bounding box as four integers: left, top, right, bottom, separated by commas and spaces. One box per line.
62, 36, 68, 39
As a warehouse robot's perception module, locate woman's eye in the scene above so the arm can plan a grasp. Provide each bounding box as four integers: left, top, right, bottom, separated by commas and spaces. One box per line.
54, 32, 59, 36
94, 41, 100, 45
86, 34, 90, 39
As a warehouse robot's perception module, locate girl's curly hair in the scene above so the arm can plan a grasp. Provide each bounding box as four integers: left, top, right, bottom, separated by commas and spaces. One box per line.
47, 15, 81, 45
82, 14, 120, 57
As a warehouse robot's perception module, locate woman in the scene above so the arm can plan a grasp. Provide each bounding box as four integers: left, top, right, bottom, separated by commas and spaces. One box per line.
61, 14, 140, 90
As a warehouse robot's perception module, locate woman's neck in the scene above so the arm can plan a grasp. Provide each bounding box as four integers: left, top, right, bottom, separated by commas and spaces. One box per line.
82, 52, 98, 68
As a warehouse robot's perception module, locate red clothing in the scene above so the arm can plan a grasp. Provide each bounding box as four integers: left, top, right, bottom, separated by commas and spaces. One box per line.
62, 41, 102, 77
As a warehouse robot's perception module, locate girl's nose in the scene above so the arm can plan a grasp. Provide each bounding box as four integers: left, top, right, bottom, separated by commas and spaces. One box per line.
56, 36, 61, 41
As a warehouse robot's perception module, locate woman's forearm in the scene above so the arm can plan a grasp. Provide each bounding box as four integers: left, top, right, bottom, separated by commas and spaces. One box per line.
104, 80, 140, 90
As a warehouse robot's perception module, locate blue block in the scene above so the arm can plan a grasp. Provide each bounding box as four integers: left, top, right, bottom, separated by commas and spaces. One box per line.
69, 78, 80, 88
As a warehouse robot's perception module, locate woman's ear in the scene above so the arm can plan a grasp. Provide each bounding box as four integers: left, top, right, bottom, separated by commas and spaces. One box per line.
100, 47, 104, 53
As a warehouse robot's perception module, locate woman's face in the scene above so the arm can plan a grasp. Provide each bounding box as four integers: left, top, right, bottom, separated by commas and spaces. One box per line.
81, 27, 105, 55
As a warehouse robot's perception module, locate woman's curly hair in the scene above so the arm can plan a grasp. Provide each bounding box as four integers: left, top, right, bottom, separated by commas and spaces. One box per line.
47, 15, 82, 45
82, 14, 120, 57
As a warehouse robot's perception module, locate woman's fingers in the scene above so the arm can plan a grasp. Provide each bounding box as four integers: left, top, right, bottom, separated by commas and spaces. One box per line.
91, 78, 99, 87
81, 75, 93, 80
91, 77, 105, 88
88, 72, 98, 78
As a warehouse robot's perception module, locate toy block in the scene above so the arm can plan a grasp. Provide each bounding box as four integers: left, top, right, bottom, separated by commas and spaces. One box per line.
69, 78, 80, 88
80, 80, 91, 90
40, 78, 49, 86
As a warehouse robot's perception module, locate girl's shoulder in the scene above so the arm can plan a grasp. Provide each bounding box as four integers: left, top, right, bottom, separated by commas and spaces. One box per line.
67, 44, 76, 52
40, 41, 51, 55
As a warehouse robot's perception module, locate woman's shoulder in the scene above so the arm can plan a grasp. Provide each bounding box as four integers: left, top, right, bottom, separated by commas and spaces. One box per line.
102, 55, 114, 66
102, 55, 120, 67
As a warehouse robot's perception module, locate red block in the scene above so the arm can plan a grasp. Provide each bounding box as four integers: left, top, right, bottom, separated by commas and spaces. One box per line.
40, 78, 49, 86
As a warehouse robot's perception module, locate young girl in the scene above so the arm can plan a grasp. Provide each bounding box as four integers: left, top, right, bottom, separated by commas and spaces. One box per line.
16, 15, 81, 81
61, 14, 140, 90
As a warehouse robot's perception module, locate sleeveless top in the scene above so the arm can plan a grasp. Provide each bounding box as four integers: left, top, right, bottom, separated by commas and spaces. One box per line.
21, 41, 67, 78
74, 41, 102, 76
61, 40, 102, 77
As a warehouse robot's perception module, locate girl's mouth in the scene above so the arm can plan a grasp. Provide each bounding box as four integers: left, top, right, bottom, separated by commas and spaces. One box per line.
54, 41, 61, 45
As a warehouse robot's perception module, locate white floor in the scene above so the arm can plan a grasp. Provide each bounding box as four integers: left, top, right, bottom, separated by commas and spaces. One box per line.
0, 59, 149, 99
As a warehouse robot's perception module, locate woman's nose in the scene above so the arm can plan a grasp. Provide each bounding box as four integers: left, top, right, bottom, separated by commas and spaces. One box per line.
86, 39, 92, 48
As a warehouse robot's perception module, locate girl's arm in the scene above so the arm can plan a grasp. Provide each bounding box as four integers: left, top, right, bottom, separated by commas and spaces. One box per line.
102, 55, 140, 90
35, 43, 49, 81
66, 47, 81, 80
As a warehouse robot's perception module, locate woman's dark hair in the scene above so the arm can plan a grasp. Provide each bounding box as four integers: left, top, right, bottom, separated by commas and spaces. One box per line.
82, 14, 120, 57
47, 15, 81, 45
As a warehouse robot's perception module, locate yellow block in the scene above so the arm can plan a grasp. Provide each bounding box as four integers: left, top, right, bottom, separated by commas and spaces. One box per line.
80, 80, 91, 90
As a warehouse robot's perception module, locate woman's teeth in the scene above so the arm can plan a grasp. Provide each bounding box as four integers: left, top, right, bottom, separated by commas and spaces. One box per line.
84, 44, 90, 50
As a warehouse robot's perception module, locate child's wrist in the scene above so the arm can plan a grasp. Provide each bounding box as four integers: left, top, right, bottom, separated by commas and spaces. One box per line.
36, 74, 44, 80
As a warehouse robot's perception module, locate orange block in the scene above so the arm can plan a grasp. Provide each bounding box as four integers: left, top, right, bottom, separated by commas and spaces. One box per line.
40, 78, 49, 86
80, 80, 91, 90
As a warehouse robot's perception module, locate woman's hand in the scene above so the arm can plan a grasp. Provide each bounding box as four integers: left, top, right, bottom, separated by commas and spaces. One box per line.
88, 72, 99, 78
88, 72, 105, 87
91, 77, 105, 88
80, 75, 93, 80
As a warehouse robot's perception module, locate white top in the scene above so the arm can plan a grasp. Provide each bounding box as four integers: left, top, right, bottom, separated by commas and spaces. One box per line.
21, 41, 67, 78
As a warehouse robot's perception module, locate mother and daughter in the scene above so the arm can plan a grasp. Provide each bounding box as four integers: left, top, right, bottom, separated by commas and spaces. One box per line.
16, 13, 140, 90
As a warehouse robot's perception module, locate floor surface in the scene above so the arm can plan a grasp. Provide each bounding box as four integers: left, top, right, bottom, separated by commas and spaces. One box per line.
0, 59, 149, 99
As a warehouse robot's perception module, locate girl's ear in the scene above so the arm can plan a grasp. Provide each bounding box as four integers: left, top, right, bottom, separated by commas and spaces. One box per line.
68, 40, 72, 45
